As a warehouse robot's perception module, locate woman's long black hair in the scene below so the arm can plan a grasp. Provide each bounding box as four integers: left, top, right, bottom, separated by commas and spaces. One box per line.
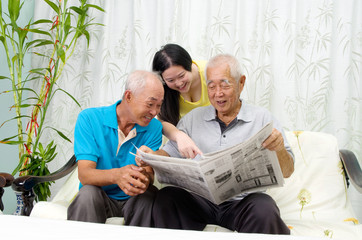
152, 44, 193, 126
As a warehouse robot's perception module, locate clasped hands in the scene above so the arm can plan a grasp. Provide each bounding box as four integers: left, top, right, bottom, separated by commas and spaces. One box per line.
116, 163, 153, 196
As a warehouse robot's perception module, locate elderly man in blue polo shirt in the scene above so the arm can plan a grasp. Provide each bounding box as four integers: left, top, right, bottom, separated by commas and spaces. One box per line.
140, 54, 295, 234
67, 70, 164, 226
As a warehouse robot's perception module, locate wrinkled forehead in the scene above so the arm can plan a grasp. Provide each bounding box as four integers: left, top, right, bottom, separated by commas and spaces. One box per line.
206, 63, 233, 80
135, 85, 164, 103
147, 96, 164, 103
206, 78, 231, 86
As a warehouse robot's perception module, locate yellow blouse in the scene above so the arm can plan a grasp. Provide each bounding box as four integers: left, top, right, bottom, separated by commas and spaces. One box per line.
179, 60, 211, 118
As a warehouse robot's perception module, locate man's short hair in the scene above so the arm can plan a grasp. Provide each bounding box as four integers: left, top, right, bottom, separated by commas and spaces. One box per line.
124, 70, 163, 97
206, 54, 244, 86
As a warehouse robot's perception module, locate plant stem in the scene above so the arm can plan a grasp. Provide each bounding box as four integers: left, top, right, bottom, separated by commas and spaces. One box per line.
0, 14, 25, 164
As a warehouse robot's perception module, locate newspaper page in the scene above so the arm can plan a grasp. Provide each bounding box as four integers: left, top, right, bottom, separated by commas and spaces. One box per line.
135, 122, 284, 204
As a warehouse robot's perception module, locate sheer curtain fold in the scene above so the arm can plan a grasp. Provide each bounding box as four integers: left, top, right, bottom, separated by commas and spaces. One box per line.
32, 0, 361, 208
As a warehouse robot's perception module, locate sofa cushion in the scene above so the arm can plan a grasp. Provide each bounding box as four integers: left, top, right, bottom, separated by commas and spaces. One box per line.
30, 200, 68, 220
267, 131, 359, 236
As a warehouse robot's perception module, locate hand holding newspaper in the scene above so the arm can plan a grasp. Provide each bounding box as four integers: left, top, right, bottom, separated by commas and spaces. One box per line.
135, 122, 284, 204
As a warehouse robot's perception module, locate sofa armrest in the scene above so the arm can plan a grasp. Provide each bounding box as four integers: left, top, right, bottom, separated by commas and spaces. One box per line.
339, 149, 362, 193
0, 173, 14, 211
11, 155, 77, 216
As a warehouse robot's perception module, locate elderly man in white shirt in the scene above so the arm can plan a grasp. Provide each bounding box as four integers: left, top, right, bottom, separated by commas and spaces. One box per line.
139, 54, 294, 234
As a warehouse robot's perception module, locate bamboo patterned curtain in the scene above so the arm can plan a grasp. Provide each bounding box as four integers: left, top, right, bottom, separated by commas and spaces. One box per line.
32, 0, 361, 197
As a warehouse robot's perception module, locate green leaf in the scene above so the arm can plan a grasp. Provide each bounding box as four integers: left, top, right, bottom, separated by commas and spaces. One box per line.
0, 75, 10, 80
55, 88, 81, 108
12, 154, 30, 175
11, 54, 18, 64
31, 19, 53, 25
26, 39, 53, 49
57, 44, 66, 63
44, 0, 59, 13
38, 142, 44, 155
15, 103, 33, 108
8, 0, 20, 22
0, 140, 24, 145
0, 134, 27, 144
29, 68, 47, 76
82, 29, 90, 46
48, 126, 72, 143
85, 4, 105, 12
33, 51, 53, 59
17, 27, 29, 48
15, 87, 41, 95
44, 146, 57, 162
70, 6, 83, 15
64, 13, 71, 35
40, 160, 45, 173
34, 40, 54, 48
0, 115, 31, 128
46, 152, 57, 163
27, 28, 52, 37
40, 184, 45, 196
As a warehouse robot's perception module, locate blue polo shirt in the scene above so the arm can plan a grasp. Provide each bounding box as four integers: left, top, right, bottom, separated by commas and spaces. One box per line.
74, 100, 163, 200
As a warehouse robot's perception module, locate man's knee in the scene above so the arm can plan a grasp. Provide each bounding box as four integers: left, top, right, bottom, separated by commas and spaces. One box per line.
233, 193, 289, 234
159, 186, 185, 197
155, 186, 186, 204
141, 184, 158, 200
247, 193, 281, 220
67, 185, 107, 222
68, 185, 104, 212
76, 185, 102, 202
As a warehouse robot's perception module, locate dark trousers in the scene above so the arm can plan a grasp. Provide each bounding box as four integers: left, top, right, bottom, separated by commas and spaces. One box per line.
152, 186, 290, 234
67, 184, 158, 227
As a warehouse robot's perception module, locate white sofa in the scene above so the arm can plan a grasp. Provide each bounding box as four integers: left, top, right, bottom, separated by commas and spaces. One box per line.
16, 131, 362, 239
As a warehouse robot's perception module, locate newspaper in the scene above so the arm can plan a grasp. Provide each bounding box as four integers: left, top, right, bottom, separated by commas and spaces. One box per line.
135, 122, 284, 204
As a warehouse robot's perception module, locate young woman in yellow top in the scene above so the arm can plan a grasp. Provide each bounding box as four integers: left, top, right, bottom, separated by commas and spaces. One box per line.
152, 44, 210, 158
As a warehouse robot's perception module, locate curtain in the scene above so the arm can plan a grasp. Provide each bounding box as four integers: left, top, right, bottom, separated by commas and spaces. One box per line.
32, 0, 361, 201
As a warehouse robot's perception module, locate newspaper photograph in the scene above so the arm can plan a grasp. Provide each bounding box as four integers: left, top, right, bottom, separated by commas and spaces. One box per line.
135, 122, 284, 204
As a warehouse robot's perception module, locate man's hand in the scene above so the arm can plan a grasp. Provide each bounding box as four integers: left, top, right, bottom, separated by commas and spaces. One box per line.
262, 128, 285, 152
174, 130, 203, 158
135, 145, 154, 167
113, 165, 151, 196
262, 128, 294, 178
78, 159, 154, 196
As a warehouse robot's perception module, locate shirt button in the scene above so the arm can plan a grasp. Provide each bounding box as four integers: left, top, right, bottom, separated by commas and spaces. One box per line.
223, 135, 226, 138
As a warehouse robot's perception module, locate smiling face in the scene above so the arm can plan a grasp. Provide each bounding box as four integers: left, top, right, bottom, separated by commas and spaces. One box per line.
126, 74, 164, 127
206, 63, 245, 117
161, 65, 193, 93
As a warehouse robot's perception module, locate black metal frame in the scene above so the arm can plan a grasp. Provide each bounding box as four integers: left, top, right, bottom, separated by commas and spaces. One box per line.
11, 155, 77, 216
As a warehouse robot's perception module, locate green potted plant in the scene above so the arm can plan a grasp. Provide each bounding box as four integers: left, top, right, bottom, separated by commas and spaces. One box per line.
0, 0, 103, 201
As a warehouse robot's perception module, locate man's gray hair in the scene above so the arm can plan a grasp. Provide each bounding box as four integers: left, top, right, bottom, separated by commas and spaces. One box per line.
206, 54, 244, 85
123, 70, 163, 97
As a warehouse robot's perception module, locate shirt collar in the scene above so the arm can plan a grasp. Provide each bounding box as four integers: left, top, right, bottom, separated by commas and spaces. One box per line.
104, 100, 121, 129
204, 99, 253, 123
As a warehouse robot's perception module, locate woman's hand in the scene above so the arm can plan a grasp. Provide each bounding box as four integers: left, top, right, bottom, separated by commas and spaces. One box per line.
174, 130, 203, 158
